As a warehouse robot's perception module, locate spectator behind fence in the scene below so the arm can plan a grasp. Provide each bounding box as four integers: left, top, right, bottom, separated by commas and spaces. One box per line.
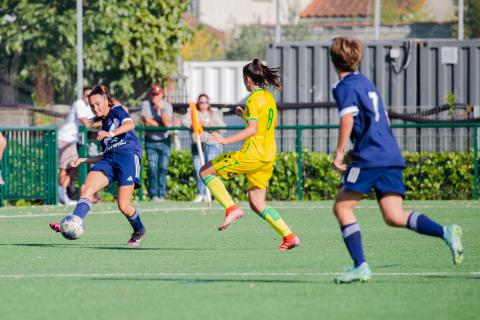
140, 85, 173, 201
182, 94, 225, 202
57, 87, 94, 205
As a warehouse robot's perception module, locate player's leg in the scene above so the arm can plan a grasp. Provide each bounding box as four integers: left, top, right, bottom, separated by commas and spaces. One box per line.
333, 188, 371, 283
378, 194, 464, 265
199, 152, 244, 230
117, 184, 146, 246
114, 153, 145, 245
376, 167, 463, 265
248, 187, 300, 250
49, 170, 109, 233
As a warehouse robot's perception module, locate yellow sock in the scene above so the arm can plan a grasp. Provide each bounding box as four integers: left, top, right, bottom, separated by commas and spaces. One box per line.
260, 206, 292, 237
202, 175, 235, 209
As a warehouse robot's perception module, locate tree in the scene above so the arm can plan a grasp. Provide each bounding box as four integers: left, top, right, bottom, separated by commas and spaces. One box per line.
181, 24, 224, 61
225, 24, 271, 61
0, 1, 76, 105
454, 0, 480, 38
381, 0, 428, 23
0, 0, 189, 105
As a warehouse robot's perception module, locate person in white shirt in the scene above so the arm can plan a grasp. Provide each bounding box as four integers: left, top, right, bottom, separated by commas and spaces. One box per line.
57, 88, 94, 205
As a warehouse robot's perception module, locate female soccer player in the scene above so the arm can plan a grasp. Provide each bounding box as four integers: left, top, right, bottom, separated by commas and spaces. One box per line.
199, 58, 300, 250
50, 85, 145, 246
329, 37, 464, 283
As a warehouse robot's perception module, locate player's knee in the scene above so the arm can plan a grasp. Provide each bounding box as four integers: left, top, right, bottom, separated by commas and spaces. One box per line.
199, 164, 210, 179
79, 184, 94, 198
383, 214, 404, 227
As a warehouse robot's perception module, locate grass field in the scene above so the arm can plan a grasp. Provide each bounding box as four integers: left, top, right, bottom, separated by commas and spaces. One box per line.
0, 200, 479, 320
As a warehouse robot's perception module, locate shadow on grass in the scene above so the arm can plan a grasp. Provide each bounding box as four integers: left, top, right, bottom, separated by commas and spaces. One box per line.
91, 277, 321, 285
0, 243, 220, 251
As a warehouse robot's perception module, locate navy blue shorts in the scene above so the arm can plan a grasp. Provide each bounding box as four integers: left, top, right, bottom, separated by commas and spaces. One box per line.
341, 166, 405, 199
91, 152, 141, 189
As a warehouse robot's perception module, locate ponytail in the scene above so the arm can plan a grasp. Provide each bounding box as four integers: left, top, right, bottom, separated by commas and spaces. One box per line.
243, 58, 282, 91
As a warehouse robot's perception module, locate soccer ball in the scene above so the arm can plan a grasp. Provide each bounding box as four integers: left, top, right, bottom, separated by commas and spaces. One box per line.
60, 215, 85, 240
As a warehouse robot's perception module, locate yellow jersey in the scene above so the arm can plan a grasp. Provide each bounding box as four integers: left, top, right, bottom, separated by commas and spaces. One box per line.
241, 88, 277, 162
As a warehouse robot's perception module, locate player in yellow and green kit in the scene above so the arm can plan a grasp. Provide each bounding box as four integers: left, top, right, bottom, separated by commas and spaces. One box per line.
199, 58, 300, 250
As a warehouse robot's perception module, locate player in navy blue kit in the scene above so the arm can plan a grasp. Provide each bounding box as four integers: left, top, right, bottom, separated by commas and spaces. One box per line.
50, 85, 146, 246
329, 37, 464, 283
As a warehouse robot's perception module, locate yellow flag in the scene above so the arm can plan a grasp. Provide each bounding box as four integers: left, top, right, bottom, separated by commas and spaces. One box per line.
189, 101, 203, 136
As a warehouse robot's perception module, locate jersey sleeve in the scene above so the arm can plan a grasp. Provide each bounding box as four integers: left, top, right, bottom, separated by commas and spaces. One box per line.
333, 83, 359, 117
245, 97, 259, 121
112, 106, 133, 124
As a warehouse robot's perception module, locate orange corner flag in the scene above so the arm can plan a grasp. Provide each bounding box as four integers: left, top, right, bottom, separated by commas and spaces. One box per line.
189, 101, 203, 136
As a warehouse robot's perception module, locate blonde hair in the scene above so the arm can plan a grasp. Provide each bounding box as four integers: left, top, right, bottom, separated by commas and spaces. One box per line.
329, 37, 363, 72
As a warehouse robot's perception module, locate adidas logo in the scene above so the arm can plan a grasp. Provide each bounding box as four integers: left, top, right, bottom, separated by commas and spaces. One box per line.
126, 176, 133, 182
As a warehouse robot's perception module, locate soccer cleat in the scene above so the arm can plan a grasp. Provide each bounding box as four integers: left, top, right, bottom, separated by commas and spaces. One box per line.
277, 233, 301, 251
444, 224, 464, 265
127, 227, 146, 246
192, 195, 204, 203
334, 262, 372, 284
49, 223, 61, 233
218, 205, 244, 231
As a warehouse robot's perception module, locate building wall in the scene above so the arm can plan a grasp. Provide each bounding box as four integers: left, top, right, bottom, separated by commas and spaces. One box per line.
197, 0, 311, 31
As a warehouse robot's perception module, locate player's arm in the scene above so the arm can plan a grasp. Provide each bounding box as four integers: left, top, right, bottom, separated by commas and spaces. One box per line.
71, 155, 103, 167
142, 116, 160, 127
333, 114, 354, 172
97, 119, 134, 141
209, 119, 258, 145
79, 118, 90, 126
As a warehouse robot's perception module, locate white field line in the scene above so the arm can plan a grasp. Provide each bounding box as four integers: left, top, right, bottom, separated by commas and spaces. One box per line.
0, 204, 478, 219
0, 271, 478, 279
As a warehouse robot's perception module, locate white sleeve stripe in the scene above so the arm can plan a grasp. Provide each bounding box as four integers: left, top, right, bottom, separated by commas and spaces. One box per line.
121, 118, 133, 123
339, 106, 359, 117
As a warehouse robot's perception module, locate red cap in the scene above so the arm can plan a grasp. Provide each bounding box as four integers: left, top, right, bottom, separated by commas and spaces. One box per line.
151, 84, 163, 96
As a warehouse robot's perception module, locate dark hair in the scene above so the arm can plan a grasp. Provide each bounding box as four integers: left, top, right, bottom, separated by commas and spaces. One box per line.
329, 37, 363, 72
82, 87, 91, 94
243, 58, 282, 91
88, 84, 114, 125
196, 93, 212, 113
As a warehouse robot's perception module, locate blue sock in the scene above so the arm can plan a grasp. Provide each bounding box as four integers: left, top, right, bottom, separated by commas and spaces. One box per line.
127, 210, 144, 232
341, 223, 366, 268
407, 211, 444, 238
72, 198, 91, 219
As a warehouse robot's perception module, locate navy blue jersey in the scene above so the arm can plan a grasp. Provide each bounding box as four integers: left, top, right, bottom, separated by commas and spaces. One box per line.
100, 106, 142, 156
332, 72, 406, 168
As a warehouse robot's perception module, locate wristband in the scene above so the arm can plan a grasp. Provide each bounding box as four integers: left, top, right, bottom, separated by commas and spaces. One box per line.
109, 131, 115, 137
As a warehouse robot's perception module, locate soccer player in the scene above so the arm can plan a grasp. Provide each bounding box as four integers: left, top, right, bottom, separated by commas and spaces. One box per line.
329, 37, 464, 283
49, 85, 145, 246
199, 58, 300, 251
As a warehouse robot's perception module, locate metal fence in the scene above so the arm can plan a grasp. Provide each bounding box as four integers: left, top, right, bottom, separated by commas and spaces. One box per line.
78, 122, 479, 201
0, 126, 58, 205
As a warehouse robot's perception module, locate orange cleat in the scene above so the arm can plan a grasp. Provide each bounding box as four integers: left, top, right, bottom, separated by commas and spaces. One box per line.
277, 233, 300, 251
218, 205, 244, 231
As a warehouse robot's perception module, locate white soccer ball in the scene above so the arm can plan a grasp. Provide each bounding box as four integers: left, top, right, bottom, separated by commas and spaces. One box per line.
60, 215, 85, 240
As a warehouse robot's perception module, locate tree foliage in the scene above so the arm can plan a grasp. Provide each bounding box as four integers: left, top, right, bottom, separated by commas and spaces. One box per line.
181, 24, 224, 61
381, 0, 429, 23
454, 0, 480, 38
0, 0, 189, 105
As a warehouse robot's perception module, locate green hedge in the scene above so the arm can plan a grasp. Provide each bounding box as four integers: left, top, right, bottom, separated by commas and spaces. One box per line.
139, 151, 475, 201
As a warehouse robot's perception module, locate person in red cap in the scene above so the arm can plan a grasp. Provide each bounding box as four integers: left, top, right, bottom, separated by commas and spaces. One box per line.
140, 84, 173, 201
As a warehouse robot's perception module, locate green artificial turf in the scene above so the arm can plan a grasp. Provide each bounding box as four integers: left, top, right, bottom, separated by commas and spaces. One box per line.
0, 201, 478, 320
